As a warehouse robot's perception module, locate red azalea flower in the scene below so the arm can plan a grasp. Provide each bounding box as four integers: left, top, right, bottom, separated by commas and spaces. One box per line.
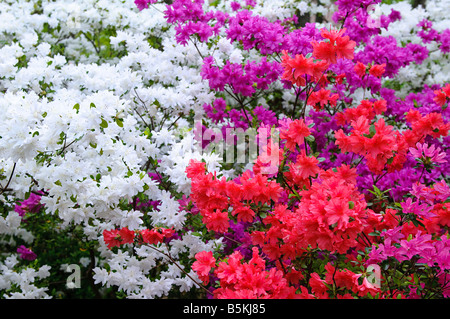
103, 229, 121, 249
407, 110, 450, 138
320, 28, 346, 43
369, 64, 386, 77
160, 228, 175, 239
433, 89, 447, 106
292, 151, 320, 179
312, 40, 338, 64
141, 229, 164, 245
308, 88, 339, 111
185, 159, 206, 178
443, 83, 450, 96
309, 272, 329, 297
312, 59, 330, 82
281, 50, 329, 86
312, 28, 356, 64
288, 53, 316, 78
281, 50, 307, 86
232, 205, 255, 223
192, 251, 216, 284
373, 99, 387, 114
354, 61, 367, 78
280, 119, 311, 149
203, 209, 230, 233
335, 34, 356, 60
118, 227, 135, 245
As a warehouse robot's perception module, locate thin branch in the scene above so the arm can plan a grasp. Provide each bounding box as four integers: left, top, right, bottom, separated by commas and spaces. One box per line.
190, 39, 205, 60
167, 113, 183, 131
80, 31, 100, 54
133, 88, 155, 131
148, 244, 212, 296
223, 87, 252, 125
0, 162, 16, 196
291, 86, 302, 118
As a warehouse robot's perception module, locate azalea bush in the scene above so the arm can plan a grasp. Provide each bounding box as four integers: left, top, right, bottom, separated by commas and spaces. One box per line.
0, 0, 449, 299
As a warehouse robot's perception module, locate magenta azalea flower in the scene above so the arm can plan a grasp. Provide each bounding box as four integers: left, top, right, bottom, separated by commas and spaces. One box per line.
17, 245, 37, 261
409, 142, 447, 164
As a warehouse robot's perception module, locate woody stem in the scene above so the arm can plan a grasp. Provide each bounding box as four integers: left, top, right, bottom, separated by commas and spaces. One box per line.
147, 244, 212, 296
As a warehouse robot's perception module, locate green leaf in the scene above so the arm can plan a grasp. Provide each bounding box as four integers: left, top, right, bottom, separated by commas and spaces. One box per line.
57, 132, 65, 145
144, 127, 151, 138
115, 118, 124, 128
100, 118, 108, 129
373, 185, 382, 196
411, 218, 425, 228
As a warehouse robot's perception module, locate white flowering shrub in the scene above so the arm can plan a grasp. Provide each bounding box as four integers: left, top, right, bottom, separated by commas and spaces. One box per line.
0, 0, 449, 299
0, 0, 223, 298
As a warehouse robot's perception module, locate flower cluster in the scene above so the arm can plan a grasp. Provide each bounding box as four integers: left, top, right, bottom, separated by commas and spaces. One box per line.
0, 0, 449, 300
193, 248, 298, 298
201, 56, 282, 97
187, 159, 281, 233
103, 226, 175, 249
14, 192, 43, 218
